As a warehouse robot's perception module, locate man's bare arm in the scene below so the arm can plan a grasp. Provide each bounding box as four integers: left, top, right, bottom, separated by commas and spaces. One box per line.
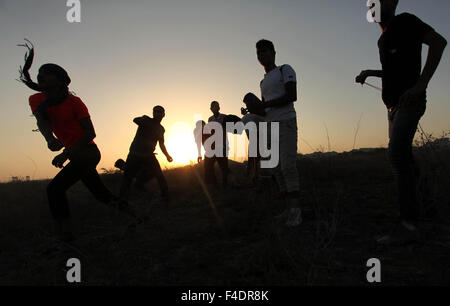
52, 117, 96, 168
33, 111, 63, 151
159, 137, 173, 162
194, 131, 202, 158
64, 117, 96, 156
399, 30, 447, 106
355, 70, 383, 84
262, 82, 297, 108
33, 111, 55, 142
133, 116, 149, 126
419, 30, 447, 88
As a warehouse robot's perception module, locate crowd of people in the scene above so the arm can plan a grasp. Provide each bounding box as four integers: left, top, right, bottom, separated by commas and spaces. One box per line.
18, 0, 447, 246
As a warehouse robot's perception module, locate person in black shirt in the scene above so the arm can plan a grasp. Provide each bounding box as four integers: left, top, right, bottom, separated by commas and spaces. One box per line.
356, 0, 447, 245
119, 106, 173, 201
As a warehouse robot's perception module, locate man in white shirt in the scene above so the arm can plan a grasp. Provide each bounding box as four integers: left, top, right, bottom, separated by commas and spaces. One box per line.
242, 39, 301, 227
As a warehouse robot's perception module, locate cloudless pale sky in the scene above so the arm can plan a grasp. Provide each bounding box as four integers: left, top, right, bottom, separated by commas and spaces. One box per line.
1, 0, 449, 181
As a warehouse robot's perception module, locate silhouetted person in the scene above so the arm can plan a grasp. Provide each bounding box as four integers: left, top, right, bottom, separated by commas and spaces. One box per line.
115, 158, 155, 192
356, 0, 447, 245
241, 92, 265, 181
119, 106, 173, 201
18, 41, 135, 242
204, 101, 244, 189
194, 120, 208, 164
242, 39, 301, 227
202, 101, 229, 188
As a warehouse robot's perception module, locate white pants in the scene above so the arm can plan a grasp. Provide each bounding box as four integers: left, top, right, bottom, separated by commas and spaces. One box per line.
242, 114, 299, 193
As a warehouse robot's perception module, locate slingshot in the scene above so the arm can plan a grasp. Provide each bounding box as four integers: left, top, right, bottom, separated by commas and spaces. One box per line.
363, 81, 382, 92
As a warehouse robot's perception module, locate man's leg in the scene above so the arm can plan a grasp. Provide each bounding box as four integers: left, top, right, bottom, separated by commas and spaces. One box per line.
388, 102, 426, 226
77, 145, 115, 204
242, 113, 265, 180
276, 118, 301, 226
217, 157, 229, 187
377, 102, 426, 246
149, 154, 169, 198
204, 156, 218, 187
47, 161, 86, 241
47, 162, 83, 221
274, 119, 299, 194
118, 154, 141, 200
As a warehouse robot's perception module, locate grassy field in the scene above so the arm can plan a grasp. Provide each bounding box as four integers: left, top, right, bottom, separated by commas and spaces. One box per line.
1, 145, 450, 286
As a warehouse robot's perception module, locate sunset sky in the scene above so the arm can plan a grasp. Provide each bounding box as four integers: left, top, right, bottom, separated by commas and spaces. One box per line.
1, 0, 449, 181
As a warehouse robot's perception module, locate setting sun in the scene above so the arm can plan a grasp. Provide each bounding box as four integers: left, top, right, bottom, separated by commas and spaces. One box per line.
164, 122, 199, 167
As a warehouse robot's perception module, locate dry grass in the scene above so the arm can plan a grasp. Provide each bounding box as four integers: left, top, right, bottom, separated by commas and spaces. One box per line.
1, 139, 450, 286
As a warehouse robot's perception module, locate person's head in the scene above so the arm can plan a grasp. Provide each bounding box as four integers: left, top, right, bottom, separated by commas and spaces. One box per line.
210, 101, 220, 115
37, 63, 71, 92
256, 39, 276, 68
380, 0, 399, 23
153, 105, 165, 122
114, 159, 126, 171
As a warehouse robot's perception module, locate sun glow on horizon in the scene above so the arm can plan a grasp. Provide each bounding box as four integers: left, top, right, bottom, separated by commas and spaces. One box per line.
164, 122, 199, 167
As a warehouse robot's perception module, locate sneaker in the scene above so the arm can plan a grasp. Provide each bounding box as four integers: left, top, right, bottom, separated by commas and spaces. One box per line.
285, 208, 302, 227
377, 223, 420, 246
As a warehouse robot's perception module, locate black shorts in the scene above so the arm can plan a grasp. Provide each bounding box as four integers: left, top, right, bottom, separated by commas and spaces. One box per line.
125, 153, 161, 184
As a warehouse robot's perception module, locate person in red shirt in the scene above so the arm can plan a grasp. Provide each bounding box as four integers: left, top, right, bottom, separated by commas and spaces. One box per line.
18, 42, 137, 242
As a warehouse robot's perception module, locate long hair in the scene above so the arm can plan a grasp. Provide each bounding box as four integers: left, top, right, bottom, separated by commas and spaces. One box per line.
17, 39, 41, 91
17, 39, 71, 117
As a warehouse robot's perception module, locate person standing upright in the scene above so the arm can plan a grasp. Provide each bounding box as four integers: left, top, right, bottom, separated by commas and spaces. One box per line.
356, 0, 447, 245
205, 101, 230, 188
242, 39, 302, 227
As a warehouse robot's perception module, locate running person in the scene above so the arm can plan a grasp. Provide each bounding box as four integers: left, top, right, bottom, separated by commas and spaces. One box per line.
18, 42, 134, 242
118, 106, 173, 201
356, 0, 447, 245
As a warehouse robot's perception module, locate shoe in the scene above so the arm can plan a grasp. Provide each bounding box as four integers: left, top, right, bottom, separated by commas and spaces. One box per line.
377, 223, 420, 246
285, 208, 302, 227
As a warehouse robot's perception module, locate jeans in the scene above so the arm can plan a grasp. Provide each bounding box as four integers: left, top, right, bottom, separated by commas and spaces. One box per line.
47, 144, 114, 220
387, 100, 426, 224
